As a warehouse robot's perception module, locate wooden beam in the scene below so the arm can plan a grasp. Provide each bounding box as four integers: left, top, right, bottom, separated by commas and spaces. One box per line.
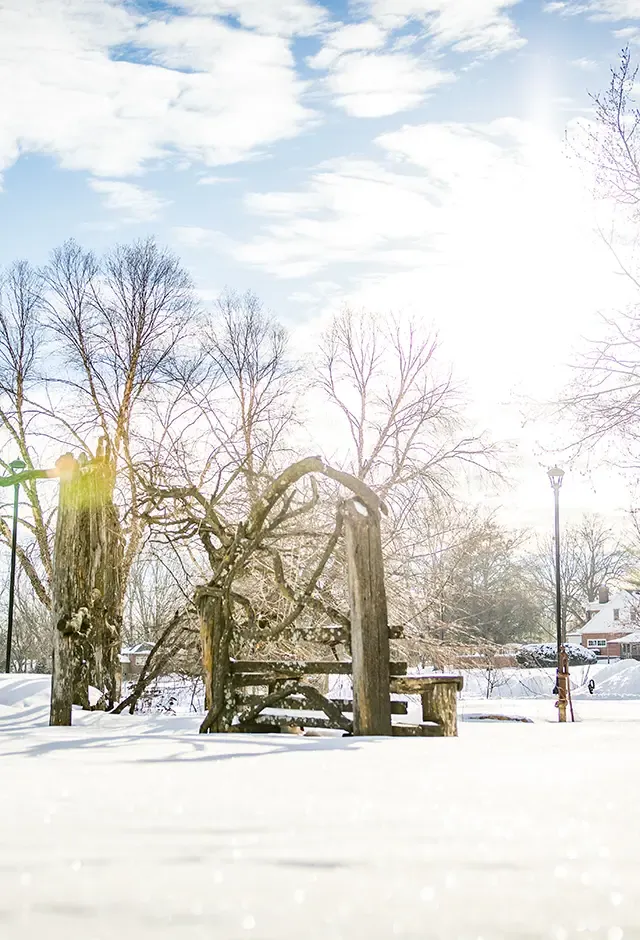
420, 684, 459, 737
343, 498, 392, 736
238, 694, 408, 715
230, 660, 408, 677
288, 624, 405, 644
391, 723, 443, 737
237, 714, 348, 731
390, 675, 463, 694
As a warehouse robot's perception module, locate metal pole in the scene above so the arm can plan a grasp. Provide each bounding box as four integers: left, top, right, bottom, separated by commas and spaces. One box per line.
554, 485, 568, 722
5, 481, 19, 673
554, 486, 562, 647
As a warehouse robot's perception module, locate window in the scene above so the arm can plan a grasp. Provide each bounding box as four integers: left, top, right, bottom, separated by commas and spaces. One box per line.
587, 639, 607, 648
613, 609, 620, 621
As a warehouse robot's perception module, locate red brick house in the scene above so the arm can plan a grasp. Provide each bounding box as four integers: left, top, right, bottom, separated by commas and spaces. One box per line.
579, 587, 640, 659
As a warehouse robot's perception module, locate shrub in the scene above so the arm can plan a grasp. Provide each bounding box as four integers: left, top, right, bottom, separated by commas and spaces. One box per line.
515, 643, 597, 667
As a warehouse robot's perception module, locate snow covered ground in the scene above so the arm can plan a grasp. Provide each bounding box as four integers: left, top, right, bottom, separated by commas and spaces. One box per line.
1, 673, 639, 940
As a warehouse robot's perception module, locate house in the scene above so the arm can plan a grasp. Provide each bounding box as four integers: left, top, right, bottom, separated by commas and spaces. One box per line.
619, 631, 640, 661
119, 641, 154, 678
578, 586, 640, 659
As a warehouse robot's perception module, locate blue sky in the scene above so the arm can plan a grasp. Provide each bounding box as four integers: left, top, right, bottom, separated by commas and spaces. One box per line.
2, 0, 640, 522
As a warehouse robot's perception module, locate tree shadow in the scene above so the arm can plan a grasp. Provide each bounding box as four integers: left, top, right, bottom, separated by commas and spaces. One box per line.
0, 729, 380, 764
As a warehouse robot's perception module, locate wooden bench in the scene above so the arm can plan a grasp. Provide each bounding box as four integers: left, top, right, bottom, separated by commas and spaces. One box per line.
230, 661, 463, 737
390, 675, 464, 737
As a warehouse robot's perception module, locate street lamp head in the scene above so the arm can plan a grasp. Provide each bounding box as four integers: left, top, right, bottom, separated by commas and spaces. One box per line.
8, 459, 26, 472
548, 466, 565, 490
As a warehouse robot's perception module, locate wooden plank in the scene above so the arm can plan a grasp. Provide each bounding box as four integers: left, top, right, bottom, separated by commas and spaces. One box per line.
230, 660, 408, 677
390, 675, 464, 694
237, 694, 408, 715
231, 660, 352, 675
391, 723, 443, 737
288, 624, 405, 644
233, 675, 286, 688
344, 498, 392, 736
238, 714, 344, 730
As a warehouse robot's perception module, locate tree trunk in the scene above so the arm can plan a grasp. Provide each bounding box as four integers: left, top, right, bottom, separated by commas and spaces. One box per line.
198, 591, 236, 733
49, 453, 124, 726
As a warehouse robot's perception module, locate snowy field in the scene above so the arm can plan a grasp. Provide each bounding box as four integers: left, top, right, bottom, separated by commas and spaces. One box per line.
2, 672, 640, 940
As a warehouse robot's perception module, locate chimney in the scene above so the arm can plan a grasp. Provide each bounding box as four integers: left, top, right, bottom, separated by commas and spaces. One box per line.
598, 585, 610, 605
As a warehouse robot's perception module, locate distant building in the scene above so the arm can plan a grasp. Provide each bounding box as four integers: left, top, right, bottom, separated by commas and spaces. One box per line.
578, 586, 640, 659
119, 641, 154, 678
618, 631, 640, 661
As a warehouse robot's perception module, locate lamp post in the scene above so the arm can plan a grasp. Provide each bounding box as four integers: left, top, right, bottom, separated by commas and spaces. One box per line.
4, 458, 26, 673
548, 465, 569, 722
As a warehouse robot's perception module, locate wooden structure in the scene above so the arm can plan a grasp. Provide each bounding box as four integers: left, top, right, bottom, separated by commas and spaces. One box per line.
344, 498, 392, 735
229, 662, 463, 736
390, 675, 464, 737
201, 494, 463, 738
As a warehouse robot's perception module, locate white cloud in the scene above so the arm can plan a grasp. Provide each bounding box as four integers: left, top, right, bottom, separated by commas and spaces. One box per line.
171, 0, 329, 36
240, 120, 562, 278
0, 0, 315, 182
307, 2, 522, 118
364, 1, 525, 54
172, 226, 231, 250
89, 180, 168, 222
320, 51, 453, 117
571, 57, 599, 69
197, 175, 241, 185
546, 1, 640, 17
238, 117, 634, 526
235, 119, 623, 374
307, 22, 387, 69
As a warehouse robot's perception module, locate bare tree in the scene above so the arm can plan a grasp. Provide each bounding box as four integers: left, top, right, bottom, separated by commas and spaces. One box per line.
528, 514, 633, 636
203, 291, 298, 499
0, 580, 51, 673
563, 48, 640, 462
42, 237, 195, 576
581, 47, 640, 215
39, 239, 196, 705
315, 309, 496, 504
0, 261, 53, 606
0, 238, 197, 703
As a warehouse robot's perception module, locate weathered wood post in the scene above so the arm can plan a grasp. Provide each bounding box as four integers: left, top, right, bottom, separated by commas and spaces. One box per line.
50, 451, 124, 726
343, 498, 392, 736
421, 684, 458, 737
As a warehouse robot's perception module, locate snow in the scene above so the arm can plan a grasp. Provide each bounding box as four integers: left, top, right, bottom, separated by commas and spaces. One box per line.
572, 658, 640, 699
1, 673, 640, 939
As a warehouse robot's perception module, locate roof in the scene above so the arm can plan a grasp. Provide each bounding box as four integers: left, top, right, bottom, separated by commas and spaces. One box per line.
581, 591, 640, 635
120, 642, 154, 656
618, 632, 640, 645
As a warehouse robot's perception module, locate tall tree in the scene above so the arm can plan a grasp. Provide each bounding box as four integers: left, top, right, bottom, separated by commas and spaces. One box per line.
563, 48, 640, 462
528, 514, 634, 636
315, 308, 495, 502
0, 260, 53, 606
